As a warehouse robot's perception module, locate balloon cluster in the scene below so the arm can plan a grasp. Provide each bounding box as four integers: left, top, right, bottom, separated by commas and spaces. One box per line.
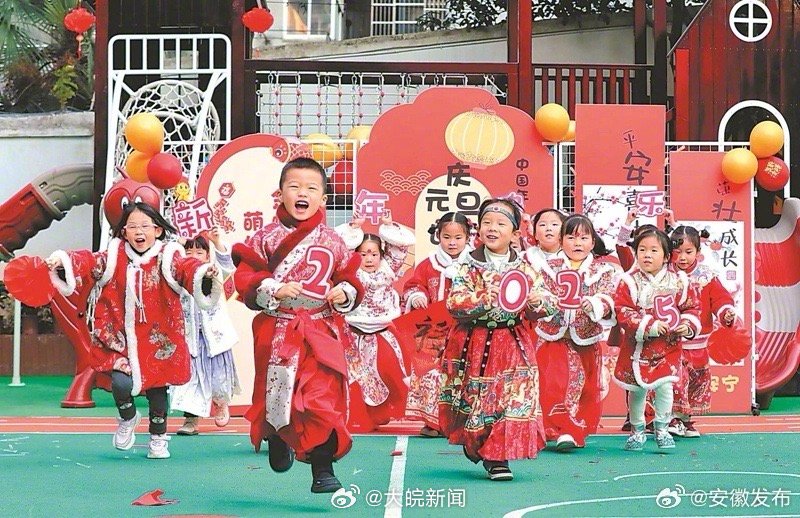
304, 126, 372, 196
123, 113, 183, 189
721, 121, 787, 190
534, 103, 575, 143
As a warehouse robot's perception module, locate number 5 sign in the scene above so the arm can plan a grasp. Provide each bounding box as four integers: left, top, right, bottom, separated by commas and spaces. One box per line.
300, 246, 334, 299
498, 270, 531, 313
653, 294, 680, 328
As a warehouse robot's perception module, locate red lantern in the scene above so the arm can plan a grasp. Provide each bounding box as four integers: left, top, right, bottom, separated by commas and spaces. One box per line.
63, 6, 95, 58
242, 4, 274, 33
147, 153, 184, 190
755, 156, 790, 191
329, 160, 354, 195
4, 256, 56, 307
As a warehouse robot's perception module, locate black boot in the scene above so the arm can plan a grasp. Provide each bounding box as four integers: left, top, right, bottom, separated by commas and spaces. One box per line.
309, 433, 342, 494
267, 435, 294, 473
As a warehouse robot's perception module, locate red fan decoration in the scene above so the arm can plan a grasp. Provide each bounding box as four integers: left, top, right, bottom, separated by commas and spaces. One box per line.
242, 1, 274, 33
3, 256, 56, 307
63, 6, 96, 58
707, 318, 752, 365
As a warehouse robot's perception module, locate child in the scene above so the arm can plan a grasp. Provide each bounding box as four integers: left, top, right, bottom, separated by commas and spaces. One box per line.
669, 225, 735, 437
533, 215, 617, 451
232, 157, 364, 494
613, 228, 701, 451
439, 197, 547, 481
402, 212, 472, 438
336, 210, 415, 432
524, 208, 566, 270
171, 228, 240, 435
45, 202, 221, 459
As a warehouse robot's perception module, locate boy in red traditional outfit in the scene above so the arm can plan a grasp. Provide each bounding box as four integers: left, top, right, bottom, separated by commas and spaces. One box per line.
233, 157, 364, 494
45, 202, 221, 460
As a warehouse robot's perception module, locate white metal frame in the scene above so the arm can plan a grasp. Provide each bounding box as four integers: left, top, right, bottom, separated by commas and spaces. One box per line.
104, 34, 232, 246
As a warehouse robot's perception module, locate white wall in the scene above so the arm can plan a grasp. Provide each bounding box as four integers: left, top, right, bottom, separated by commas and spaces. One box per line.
0, 113, 94, 260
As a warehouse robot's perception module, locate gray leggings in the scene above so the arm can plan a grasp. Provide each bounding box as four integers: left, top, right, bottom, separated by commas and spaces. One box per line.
111, 371, 168, 435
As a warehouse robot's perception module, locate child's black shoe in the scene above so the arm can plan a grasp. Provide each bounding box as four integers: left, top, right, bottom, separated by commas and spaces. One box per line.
311, 471, 343, 493
267, 435, 294, 472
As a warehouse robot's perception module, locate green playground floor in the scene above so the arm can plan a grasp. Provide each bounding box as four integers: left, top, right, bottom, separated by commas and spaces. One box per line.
2, 432, 800, 517
2, 377, 800, 517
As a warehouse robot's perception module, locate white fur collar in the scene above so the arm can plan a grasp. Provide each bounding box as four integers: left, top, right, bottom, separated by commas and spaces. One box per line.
124, 240, 164, 266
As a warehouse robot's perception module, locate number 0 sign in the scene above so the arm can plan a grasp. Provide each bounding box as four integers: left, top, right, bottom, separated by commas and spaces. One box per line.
498, 270, 530, 313
300, 246, 334, 299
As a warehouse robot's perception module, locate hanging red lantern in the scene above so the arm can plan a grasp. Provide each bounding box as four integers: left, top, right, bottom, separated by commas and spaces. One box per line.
63, 6, 95, 58
242, 1, 274, 33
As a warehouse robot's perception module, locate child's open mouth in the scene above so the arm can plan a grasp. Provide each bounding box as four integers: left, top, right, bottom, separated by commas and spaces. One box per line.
295, 201, 309, 210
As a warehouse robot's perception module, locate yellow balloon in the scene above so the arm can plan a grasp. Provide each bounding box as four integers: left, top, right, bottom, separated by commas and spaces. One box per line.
534, 103, 570, 142
125, 150, 151, 183
563, 120, 576, 142
749, 121, 784, 158
721, 148, 758, 184
305, 133, 342, 168
125, 113, 164, 155
343, 125, 372, 160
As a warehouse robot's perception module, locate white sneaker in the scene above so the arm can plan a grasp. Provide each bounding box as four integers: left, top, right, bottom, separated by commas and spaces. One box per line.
555, 434, 577, 452
214, 403, 230, 428
113, 411, 141, 451
147, 434, 171, 459
667, 418, 687, 437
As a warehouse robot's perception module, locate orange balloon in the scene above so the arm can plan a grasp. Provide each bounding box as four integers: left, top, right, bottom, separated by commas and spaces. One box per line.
125, 113, 164, 155
343, 125, 372, 160
125, 150, 151, 183
721, 148, 758, 184
749, 121, 784, 158
534, 103, 570, 142
305, 133, 342, 168
563, 120, 576, 142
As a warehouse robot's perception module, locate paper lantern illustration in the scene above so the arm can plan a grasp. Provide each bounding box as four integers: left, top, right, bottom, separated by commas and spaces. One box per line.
445, 108, 514, 169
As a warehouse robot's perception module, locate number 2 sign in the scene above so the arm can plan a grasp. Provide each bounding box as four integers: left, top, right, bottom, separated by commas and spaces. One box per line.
300, 246, 334, 299
555, 270, 582, 309
498, 270, 531, 313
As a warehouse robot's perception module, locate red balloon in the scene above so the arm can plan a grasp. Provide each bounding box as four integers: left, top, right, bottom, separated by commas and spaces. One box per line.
147, 153, 184, 189
4, 256, 56, 307
242, 7, 274, 33
104, 178, 162, 227
329, 160, 354, 195
707, 318, 752, 365
755, 156, 790, 191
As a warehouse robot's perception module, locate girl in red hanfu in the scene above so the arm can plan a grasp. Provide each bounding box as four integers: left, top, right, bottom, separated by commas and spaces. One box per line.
613, 228, 701, 451
402, 212, 472, 438
439, 198, 547, 482
524, 208, 566, 271
336, 210, 415, 433
534, 215, 617, 452
45, 202, 221, 460
233, 158, 364, 494
668, 225, 735, 438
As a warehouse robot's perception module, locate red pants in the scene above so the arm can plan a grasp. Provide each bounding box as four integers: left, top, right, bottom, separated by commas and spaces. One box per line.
537, 339, 602, 446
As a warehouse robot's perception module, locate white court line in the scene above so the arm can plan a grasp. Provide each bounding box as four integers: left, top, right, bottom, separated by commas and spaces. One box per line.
384, 435, 408, 518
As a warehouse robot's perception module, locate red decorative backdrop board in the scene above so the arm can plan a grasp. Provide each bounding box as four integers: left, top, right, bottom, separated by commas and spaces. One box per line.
668, 151, 754, 413
575, 104, 666, 213
357, 87, 554, 271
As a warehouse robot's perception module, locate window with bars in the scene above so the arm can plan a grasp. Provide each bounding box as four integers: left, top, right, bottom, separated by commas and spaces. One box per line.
370, 0, 448, 36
